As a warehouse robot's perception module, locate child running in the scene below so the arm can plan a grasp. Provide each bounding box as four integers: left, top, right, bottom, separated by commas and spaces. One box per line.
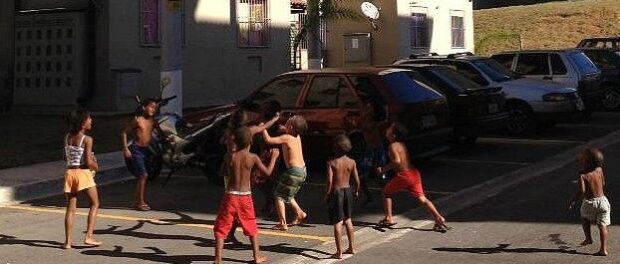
569, 147, 610, 256
262, 115, 308, 231
375, 122, 449, 231
213, 126, 279, 264
325, 134, 360, 259
63, 109, 102, 249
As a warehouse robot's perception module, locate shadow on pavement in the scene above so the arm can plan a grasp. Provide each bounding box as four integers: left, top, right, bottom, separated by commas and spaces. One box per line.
433, 242, 593, 256
0, 234, 64, 249
81, 245, 248, 264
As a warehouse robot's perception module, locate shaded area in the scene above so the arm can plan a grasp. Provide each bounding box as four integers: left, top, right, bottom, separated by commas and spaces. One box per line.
433, 242, 591, 256
81, 245, 246, 264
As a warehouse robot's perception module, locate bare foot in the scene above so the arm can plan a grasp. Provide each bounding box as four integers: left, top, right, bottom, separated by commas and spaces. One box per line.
344, 248, 355, 254
62, 243, 72, 249
580, 239, 593, 246
254, 255, 268, 263
290, 212, 307, 226
594, 251, 608, 256
331, 252, 343, 259
272, 223, 288, 231
84, 238, 103, 246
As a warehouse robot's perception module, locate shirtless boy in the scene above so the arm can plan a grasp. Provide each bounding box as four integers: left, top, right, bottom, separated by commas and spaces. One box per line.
122, 98, 158, 211
214, 126, 279, 264
262, 115, 308, 231
325, 134, 360, 259
375, 122, 449, 231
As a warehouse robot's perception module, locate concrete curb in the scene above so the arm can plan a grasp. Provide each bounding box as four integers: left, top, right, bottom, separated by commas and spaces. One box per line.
276, 128, 620, 264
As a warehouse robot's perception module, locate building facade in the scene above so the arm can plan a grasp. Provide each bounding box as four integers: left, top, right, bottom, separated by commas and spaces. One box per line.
10, 0, 292, 112
325, 0, 474, 67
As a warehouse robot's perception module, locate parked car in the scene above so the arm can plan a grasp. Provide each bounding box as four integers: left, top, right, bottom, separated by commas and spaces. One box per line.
185, 67, 454, 169
383, 64, 509, 142
491, 50, 602, 115
577, 37, 620, 53
395, 53, 583, 135
578, 48, 620, 110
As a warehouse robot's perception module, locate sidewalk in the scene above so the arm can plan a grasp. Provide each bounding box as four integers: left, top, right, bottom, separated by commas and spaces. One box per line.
0, 151, 130, 205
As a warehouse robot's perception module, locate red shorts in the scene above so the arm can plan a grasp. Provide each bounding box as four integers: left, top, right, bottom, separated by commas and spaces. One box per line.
383, 169, 425, 198
213, 194, 258, 239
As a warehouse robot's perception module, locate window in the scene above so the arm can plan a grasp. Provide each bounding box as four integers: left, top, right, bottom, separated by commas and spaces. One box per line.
304, 76, 357, 108
516, 53, 550, 75
567, 51, 599, 75
382, 72, 443, 103
140, 0, 160, 45
550, 54, 567, 75
452, 62, 489, 86
237, 0, 270, 47
451, 11, 465, 48
410, 7, 428, 48
251, 76, 305, 108
491, 54, 516, 69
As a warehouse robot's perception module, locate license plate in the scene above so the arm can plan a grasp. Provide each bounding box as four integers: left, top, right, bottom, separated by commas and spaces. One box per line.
422, 115, 437, 129
488, 103, 499, 113
576, 99, 585, 111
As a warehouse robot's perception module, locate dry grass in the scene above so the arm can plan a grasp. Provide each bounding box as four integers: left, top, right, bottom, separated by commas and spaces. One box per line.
474, 0, 620, 55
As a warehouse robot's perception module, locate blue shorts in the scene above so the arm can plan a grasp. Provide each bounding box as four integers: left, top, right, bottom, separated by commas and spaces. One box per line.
129, 144, 151, 177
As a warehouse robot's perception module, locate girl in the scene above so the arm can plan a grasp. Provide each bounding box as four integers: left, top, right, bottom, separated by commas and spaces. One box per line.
63, 109, 102, 249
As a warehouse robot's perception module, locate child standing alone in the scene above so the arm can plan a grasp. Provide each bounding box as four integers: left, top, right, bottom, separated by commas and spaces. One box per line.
570, 147, 611, 256
63, 109, 102, 249
325, 134, 360, 259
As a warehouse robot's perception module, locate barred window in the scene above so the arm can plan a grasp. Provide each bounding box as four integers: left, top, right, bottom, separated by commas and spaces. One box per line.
237, 0, 270, 47
410, 11, 428, 48
451, 11, 465, 48
140, 0, 160, 46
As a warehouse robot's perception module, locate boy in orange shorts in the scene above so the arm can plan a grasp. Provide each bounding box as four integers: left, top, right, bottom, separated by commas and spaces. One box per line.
213, 126, 279, 264
375, 122, 449, 231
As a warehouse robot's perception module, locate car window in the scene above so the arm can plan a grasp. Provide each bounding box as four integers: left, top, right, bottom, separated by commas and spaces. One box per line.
381, 72, 443, 103
402, 70, 444, 92
428, 67, 483, 92
304, 76, 358, 109
491, 54, 515, 69
550, 54, 567, 75
584, 50, 620, 70
349, 75, 387, 120
566, 51, 600, 75
516, 53, 550, 75
472, 59, 516, 83
251, 76, 305, 108
450, 62, 490, 86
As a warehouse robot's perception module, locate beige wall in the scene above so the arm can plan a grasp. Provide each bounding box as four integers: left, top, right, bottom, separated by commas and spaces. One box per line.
0, 0, 15, 111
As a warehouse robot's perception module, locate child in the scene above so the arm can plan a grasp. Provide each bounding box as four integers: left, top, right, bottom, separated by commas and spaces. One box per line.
213, 126, 279, 264
375, 122, 449, 231
325, 134, 360, 259
63, 109, 102, 249
121, 98, 158, 211
262, 115, 308, 231
569, 147, 610, 256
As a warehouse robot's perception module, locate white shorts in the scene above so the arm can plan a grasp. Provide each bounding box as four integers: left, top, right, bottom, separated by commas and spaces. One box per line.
580, 196, 611, 226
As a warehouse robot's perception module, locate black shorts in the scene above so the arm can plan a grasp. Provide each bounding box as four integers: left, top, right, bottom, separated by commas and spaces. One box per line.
328, 187, 353, 225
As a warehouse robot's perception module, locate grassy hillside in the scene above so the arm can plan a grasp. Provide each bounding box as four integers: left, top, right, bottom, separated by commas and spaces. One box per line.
474, 0, 620, 56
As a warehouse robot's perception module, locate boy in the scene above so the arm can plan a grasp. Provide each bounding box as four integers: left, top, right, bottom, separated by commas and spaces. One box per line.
569, 147, 610, 256
375, 122, 449, 231
262, 115, 308, 231
325, 134, 360, 259
122, 98, 158, 211
214, 126, 279, 264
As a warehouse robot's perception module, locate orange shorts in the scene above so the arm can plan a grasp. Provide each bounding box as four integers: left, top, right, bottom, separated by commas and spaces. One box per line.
213, 194, 258, 239
383, 169, 425, 198
64, 169, 96, 193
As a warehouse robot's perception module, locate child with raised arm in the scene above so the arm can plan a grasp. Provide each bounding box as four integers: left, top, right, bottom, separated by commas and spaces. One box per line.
63, 109, 102, 249
375, 122, 449, 231
121, 98, 158, 211
569, 147, 610, 256
325, 134, 360, 259
262, 115, 308, 231
213, 126, 279, 264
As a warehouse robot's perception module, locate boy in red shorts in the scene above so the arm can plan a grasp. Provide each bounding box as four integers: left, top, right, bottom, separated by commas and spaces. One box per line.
375, 122, 450, 231
214, 126, 279, 264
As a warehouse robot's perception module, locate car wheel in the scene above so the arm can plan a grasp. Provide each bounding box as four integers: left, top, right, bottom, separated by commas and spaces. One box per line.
505, 102, 533, 135
601, 87, 620, 111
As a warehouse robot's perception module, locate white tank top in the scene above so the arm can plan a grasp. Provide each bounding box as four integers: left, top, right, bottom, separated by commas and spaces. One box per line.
65, 134, 86, 167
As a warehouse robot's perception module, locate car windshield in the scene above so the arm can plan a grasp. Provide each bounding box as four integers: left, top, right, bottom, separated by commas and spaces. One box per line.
472, 59, 516, 83
427, 67, 483, 92
567, 51, 600, 75
382, 72, 443, 103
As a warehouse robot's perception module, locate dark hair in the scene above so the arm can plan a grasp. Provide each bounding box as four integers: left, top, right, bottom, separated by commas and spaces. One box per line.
392, 122, 408, 142
67, 109, 90, 135
141, 98, 158, 107
233, 126, 252, 149
579, 147, 604, 173
332, 134, 352, 156
261, 100, 282, 120
288, 115, 308, 137
228, 109, 248, 130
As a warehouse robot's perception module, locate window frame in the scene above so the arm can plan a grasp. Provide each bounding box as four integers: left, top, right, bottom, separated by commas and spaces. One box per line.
303, 75, 359, 109
515, 53, 551, 76
139, 0, 186, 47
237, 0, 271, 48
450, 11, 465, 49
410, 6, 429, 49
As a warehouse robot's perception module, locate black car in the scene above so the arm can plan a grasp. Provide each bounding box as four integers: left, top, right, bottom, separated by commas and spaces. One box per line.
579, 48, 620, 110
577, 37, 620, 52
386, 64, 509, 142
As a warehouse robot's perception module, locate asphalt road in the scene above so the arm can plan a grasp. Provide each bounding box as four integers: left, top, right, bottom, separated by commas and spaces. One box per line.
1, 112, 619, 263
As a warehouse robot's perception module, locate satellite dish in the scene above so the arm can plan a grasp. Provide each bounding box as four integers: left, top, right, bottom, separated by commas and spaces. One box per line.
361, 2, 380, 20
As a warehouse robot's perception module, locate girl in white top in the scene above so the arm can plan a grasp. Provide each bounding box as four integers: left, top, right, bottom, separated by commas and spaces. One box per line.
63, 109, 102, 249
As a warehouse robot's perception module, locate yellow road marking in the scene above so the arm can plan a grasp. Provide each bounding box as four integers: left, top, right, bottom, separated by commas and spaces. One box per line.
2, 205, 332, 242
